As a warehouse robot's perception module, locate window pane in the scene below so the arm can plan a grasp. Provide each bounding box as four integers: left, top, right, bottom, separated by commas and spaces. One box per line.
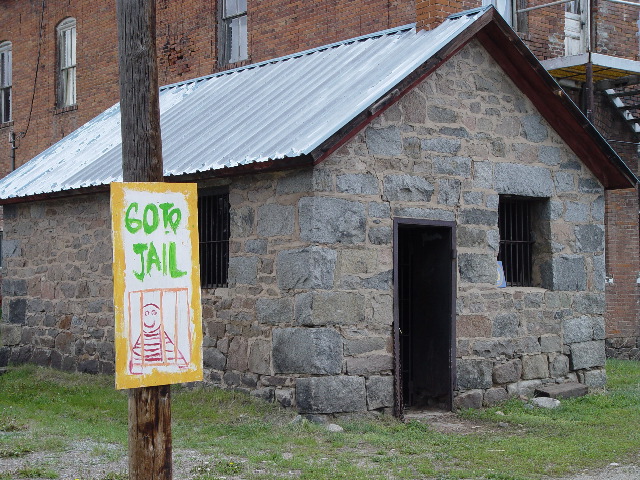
238, 15, 248, 61
58, 20, 77, 106
229, 17, 240, 63
224, 0, 240, 18
70, 28, 76, 65
0, 53, 5, 88
6, 49, 11, 86
227, 16, 248, 63
0, 49, 9, 88
224, 18, 234, 62
68, 67, 76, 105
1, 88, 10, 123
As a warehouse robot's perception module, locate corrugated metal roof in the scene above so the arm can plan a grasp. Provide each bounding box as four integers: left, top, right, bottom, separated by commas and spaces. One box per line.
0, 8, 488, 200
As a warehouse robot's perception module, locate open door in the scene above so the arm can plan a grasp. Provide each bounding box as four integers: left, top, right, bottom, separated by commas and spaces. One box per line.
393, 219, 456, 416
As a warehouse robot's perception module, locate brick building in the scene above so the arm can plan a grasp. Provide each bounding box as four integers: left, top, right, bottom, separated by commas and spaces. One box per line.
0, 0, 639, 413
2, 0, 639, 357
0, 7, 637, 415
0, 0, 416, 175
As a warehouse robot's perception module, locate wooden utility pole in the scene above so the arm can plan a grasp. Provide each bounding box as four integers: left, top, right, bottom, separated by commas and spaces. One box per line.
116, 1, 171, 479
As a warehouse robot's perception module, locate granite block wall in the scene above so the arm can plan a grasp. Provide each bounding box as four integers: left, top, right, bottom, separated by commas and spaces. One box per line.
0, 193, 114, 374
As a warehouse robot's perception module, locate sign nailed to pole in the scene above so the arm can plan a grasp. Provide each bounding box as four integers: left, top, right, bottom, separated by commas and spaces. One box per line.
112, 182, 202, 390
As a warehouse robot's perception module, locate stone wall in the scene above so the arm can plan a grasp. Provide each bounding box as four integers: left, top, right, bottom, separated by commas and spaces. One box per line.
0, 193, 114, 373
200, 39, 609, 411
0, 40, 610, 413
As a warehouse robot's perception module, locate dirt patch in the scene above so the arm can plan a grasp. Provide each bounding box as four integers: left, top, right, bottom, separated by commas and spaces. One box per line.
404, 409, 507, 435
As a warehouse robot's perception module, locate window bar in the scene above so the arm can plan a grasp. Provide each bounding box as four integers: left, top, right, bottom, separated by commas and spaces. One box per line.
518, 200, 523, 286
217, 195, 221, 286
524, 201, 529, 285
510, 200, 515, 286
217, 196, 221, 287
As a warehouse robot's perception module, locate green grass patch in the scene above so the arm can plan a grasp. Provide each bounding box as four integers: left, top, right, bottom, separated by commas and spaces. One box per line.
0, 360, 639, 479
14, 466, 58, 479
98, 472, 128, 480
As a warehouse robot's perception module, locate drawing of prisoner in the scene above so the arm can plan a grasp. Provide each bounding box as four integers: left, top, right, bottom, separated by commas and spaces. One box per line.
128, 288, 192, 375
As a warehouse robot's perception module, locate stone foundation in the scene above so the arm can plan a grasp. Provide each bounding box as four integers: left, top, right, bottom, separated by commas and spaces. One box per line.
606, 337, 640, 360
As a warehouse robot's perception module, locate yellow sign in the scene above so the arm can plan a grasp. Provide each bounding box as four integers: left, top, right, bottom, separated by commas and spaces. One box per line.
111, 182, 202, 389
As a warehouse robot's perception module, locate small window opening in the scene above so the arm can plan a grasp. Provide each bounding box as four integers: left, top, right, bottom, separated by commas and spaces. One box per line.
498, 196, 534, 287
198, 189, 230, 288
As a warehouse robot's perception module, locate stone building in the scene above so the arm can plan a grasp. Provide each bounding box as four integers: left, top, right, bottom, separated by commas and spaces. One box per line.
2, 1, 639, 362
0, 8, 635, 414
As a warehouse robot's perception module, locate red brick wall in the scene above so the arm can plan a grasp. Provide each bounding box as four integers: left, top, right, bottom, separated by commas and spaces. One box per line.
604, 189, 640, 340
251, 1, 416, 61
0, 0, 414, 177
516, 2, 566, 60
0, 1, 120, 175
415, 0, 640, 61
594, 1, 640, 60
416, 0, 477, 30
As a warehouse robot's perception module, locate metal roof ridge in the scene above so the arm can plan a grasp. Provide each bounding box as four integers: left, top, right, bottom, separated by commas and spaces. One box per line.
159, 22, 417, 92
447, 5, 492, 20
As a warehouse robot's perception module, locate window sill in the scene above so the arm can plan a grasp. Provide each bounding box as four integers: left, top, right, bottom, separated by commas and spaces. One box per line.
53, 105, 78, 115
497, 285, 547, 292
0, 121, 14, 129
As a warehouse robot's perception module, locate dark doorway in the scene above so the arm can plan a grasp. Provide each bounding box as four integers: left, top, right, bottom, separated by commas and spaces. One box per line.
394, 220, 456, 415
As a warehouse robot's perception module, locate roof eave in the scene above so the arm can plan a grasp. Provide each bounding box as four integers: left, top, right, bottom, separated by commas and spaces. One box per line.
0, 154, 315, 206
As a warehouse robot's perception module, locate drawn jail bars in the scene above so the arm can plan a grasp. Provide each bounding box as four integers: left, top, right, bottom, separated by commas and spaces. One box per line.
127, 287, 192, 375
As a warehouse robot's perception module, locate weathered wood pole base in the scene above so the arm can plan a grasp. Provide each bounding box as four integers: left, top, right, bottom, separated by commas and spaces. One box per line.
128, 386, 172, 480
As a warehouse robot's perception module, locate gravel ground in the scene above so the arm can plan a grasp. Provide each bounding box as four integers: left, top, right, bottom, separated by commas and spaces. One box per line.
552, 464, 640, 480
1, 412, 637, 479
1, 439, 638, 480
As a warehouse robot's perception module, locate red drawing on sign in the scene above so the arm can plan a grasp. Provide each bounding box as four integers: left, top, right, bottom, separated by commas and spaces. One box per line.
127, 289, 191, 375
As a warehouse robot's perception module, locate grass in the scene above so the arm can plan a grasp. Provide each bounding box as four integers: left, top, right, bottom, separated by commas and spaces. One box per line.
0, 360, 638, 479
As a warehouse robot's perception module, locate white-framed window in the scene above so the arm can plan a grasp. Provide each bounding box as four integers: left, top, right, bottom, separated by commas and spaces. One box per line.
57, 18, 76, 107
221, 0, 248, 64
0, 41, 11, 123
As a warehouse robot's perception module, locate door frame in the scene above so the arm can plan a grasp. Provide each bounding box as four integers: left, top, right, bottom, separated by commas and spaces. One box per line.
392, 218, 457, 417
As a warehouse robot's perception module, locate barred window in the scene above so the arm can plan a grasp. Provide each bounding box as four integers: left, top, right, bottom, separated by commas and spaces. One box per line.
57, 18, 76, 107
221, 0, 248, 64
198, 189, 230, 288
498, 196, 534, 287
0, 42, 11, 123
